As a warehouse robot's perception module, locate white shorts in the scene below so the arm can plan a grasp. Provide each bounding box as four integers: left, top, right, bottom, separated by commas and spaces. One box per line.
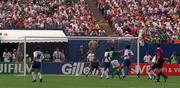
111, 60, 120, 68
4, 58, 10, 62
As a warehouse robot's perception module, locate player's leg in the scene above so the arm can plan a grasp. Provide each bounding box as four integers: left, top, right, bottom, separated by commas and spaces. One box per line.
36, 62, 43, 82
86, 66, 94, 77
156, 60, 167, 82
111, 60, 121, 79
100, 67, 105, 78
120, 65, 125, 78
104, 63, 111, 79
31, 68, 37, 82
120, 60, 127, 78
101, 62, 110, 79
31, 62, 37, 82
113, 66, 121, 79
147, 68, 153, 79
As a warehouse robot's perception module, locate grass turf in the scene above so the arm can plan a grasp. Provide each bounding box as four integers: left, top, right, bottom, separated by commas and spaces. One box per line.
0, 75, 179, 88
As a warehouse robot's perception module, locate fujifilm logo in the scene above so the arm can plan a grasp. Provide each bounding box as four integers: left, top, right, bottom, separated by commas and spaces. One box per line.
62, 63, 99, 75
0, 63, 31, 73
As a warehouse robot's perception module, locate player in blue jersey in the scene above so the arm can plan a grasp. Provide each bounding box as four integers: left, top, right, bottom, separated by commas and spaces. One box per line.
31, 47, 43, 83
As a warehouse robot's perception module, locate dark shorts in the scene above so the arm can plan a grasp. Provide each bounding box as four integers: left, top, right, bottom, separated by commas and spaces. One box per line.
90, 62, 100, 70
103, 62, 111, 69
157, 59, 165, 68
151, 63, 157, 70
32, 62, 41, 69
91, 66, 99, 70
122, 59, 131, 67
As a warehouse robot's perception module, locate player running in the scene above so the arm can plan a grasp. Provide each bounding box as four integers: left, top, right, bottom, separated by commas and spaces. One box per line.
155, 44, 168, 82
31, 47, 43, 83
147, 54, 157, 80
86, 51, 101, 77
120, 45, 134, 79
100, 49, 111, 79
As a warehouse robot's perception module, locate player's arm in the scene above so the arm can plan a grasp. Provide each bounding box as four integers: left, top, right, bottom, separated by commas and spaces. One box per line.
130, 50, 134, 56
117, 49, 124, 53
143, 56, 146, 62
87, 54, 90, 62
121, 55, 128, 58
32, 52, 36, 63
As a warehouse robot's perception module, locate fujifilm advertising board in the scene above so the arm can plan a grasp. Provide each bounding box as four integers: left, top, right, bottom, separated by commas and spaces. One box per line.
0, 62, 101, 75
0, 63, 31, 74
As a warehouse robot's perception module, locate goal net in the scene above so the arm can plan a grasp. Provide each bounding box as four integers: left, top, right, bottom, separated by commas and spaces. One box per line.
19, 36, 140, 76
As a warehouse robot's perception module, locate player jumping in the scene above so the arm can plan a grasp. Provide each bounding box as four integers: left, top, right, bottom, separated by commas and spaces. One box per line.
31, 47, 43, 83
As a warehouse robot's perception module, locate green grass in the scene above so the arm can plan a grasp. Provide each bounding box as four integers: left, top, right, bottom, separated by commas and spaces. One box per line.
0, 75, 179, 88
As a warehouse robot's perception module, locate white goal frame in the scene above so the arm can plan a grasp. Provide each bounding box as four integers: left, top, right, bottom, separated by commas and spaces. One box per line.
22, 36, 140, 76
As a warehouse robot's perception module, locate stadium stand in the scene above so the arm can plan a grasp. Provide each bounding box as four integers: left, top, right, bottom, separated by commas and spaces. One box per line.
97, 0, 180, 43
0, 0, 106, 36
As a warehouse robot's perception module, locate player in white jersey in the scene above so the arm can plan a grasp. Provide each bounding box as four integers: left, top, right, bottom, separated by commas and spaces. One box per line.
147, 54, 157, 80
86, 50, 101, 77
100, 49, 111, 79
32, 47, 43, 83
120, 45, 134, 79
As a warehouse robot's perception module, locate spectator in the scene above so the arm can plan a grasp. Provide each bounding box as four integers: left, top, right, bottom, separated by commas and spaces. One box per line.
143, 52, 152, 64
170, 52, 178, 64
79, 45, 85, 62
97, 0, 180, 43
53, 48, 65, 63
43, 51, 51, 62
2, 48, 11, 62
12, 48, 17, 62
0, 0, 106, 36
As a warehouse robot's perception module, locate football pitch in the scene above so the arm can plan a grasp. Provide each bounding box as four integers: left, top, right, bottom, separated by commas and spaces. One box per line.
0, 75, 179, 88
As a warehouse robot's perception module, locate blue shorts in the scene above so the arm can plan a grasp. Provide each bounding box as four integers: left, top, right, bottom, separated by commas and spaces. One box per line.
122, 59, 131, 67
32, 62, 41, 69
150, 63, 157, 70
103, 62, 111, 69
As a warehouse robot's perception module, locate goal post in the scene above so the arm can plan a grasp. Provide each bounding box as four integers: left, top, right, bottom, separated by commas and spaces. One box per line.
21, 36, 140, 76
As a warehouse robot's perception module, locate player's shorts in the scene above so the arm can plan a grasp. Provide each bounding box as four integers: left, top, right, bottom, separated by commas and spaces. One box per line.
91, 61, 100, 67
157, 59, 165, 68
150, 63, 157, 70
122, 59, 131, 67
103, 62, 111, 69
32, 61, 41, 69
111, 60, 120, 68
90, 61, 100, 70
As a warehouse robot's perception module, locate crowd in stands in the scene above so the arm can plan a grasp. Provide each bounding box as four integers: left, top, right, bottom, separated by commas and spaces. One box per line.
97, 0, 180, 43
0, 0, 106, 36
